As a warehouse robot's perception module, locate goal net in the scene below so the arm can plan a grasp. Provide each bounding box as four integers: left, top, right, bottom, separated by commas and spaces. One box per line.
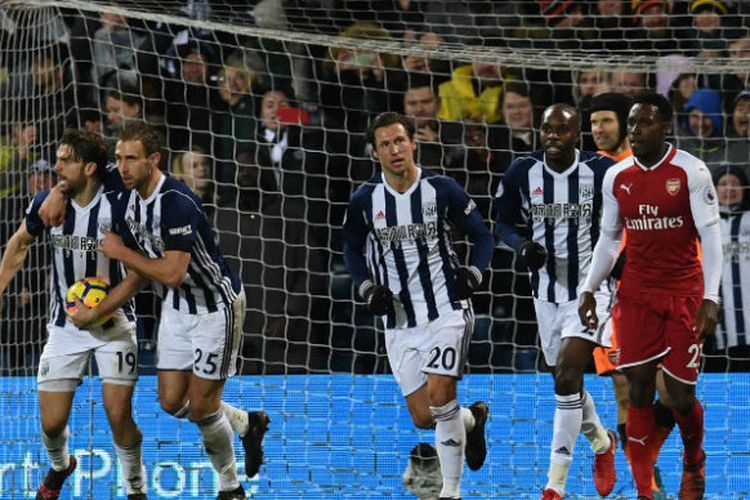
1, 0, 749, 498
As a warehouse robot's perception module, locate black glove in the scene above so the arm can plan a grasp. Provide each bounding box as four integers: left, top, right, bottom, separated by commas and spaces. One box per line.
361, 282, 394, 316
610, 250, 626, 280
453, 266, 481, 300
517, 241, 547, 270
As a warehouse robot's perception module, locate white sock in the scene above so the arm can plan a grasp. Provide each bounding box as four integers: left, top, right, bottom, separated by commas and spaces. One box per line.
114, 440, 146, 494
196, 411, 240, 491
460, 406, 475, 433
547, 393, 582, 495
581, 389, 611, 453
221, 401, 249, 437
42, 426, 70, 472
546, 462, 570, 497
431, 399, 464, 499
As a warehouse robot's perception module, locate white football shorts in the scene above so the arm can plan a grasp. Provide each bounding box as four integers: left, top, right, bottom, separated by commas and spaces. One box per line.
156, 290, 246, 380
386, 307, 474, 397
37, 320, 138, 388
534, 289, 613, 367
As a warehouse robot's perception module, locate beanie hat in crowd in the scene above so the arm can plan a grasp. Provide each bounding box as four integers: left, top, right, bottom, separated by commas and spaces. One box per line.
734, 90, 750, 108
690, 0, 730, 14
589, 92, 632, 141
28, 158, 55, 175
538, 0, 576, 24
631, 0, 666, 24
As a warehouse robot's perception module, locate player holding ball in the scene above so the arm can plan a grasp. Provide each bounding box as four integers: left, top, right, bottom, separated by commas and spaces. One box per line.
0, 129, 146, 500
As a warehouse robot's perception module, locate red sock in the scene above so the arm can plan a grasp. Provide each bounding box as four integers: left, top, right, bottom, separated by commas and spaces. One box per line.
627, 405, 655, 497
673, 400, 704, 465
651, 423, 672, 463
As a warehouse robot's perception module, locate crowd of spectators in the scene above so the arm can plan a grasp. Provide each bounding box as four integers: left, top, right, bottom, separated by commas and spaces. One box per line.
1, 0, 749, 375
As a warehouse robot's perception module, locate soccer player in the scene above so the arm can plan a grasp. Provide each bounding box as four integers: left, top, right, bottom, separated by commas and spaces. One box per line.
579, 91, 722, 500
0, 129, 146, 500
589, 92, 674, 499
58, 122, 268, 500
342, 112, 493, 500
495, 103, 617, 500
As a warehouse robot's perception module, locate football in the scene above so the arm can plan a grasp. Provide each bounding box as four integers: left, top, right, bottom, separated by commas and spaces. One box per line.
65, 277, 112, 326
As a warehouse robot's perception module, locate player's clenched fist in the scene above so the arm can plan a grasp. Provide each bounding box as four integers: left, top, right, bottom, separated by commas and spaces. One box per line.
453, 266, 481, 300
517, 240, 547, 270
98, 229, 126, 260
361, 281, 394, 316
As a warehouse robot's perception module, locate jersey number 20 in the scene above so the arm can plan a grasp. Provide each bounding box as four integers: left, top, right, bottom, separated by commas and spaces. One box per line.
428, 346, 457, 371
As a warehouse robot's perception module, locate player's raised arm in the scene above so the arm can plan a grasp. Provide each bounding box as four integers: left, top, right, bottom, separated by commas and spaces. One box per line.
38, 183, 66, 226
39, 164, 124, 227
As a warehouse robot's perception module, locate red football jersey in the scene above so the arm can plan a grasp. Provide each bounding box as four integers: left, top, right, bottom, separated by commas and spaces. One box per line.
601, 145, 719, 297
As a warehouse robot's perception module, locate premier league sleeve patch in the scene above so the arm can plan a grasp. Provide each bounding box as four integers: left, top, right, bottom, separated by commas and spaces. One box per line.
703, 186, 717, 205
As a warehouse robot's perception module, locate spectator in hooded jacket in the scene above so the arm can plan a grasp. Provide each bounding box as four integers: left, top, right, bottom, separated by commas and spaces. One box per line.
438, 57, 508, 124
677, 88, 727, 172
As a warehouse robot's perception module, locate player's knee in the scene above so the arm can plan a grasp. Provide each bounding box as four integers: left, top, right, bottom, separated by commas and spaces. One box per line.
160, 397, 188, 417
628, 388, 653, 407
426, 382, 455, 408
627, 379, 655, 406
613, 376, 630, 409
616, 391, 630, 413
656, 390, 674, 409
186, 397, 220, 422
553, 367, 583, 395
412, 412, 435, 430
669, 393, 696, 416
41, 419, 68, 439
105, 403, 134, 431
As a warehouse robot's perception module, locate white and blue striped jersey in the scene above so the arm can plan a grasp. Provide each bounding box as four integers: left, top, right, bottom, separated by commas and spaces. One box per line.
716, 212, 750, 349
495, 149, 615, 303
343, 168, 494, 329
117, 173, 241, 314
25, 187, 135, 329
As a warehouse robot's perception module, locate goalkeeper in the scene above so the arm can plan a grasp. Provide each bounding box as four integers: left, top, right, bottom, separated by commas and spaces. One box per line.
343, 112, 493, 500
